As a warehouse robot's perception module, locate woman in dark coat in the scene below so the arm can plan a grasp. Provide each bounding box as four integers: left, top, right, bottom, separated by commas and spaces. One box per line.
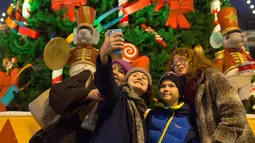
89, 30, 152, 143
29, 70, 98, 143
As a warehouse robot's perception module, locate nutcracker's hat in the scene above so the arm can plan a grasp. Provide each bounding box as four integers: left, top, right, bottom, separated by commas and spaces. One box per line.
217, 7, 241, 35
77, 6, 96, 30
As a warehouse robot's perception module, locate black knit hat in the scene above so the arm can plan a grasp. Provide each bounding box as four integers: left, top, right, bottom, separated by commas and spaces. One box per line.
158, 71, 184, 96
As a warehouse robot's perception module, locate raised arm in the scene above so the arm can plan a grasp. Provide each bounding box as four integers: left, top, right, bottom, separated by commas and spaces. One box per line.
95, 30, 124, 101
95, 55, 123, 101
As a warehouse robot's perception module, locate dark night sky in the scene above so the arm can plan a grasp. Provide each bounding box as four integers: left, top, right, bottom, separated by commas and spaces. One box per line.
0, 0, 254, 29
0, 0, 12, 13
230, 0, 255, 16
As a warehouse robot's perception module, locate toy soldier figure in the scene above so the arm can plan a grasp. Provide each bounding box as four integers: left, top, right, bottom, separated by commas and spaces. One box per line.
214, 7, 255, 113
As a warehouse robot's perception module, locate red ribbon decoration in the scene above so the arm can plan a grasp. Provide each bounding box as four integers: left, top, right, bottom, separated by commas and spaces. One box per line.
18, 26, 40, 39
122, 0, 151, 17
51, 0, 87, 22
119, 0, 151, 23
154, 0, 194, 29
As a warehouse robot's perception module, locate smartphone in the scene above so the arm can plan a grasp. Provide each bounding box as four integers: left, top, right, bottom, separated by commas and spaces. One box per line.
108, 29, 123, 55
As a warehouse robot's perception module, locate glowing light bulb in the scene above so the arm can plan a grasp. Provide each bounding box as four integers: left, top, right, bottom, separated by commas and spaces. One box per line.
253, 10, 255, 14
0, 18, 4, 22
2, 13, 6, 17
251, 5, 254, 9
247, 0, 251, 4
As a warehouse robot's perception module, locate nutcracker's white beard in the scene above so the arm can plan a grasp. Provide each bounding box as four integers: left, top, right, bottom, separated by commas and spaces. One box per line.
69, 63, 96, 77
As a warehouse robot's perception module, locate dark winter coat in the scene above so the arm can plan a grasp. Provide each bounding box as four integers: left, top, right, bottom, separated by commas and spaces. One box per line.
29, 70, 97, 143
89, 56, 147, 143
146, 102, 199, 143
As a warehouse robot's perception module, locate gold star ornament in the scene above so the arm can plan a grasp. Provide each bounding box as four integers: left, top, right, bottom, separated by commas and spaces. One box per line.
225, 10, 237, 24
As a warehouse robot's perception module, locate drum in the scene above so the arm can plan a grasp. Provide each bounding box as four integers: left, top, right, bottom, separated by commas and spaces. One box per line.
0, 111, 41, 143
238, 62, 255, 75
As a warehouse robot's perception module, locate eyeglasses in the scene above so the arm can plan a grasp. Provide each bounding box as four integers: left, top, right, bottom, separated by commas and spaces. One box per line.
172, 58, 187, 68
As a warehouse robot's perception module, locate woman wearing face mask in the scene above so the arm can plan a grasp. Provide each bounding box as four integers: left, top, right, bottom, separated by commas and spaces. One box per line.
169, 48, 255, 143
89, 30, 152, 143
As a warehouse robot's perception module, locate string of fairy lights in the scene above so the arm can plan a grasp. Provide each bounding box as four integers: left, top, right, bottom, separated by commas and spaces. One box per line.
0, 13, 6, 23
0, 3, 13, 25
247, 0, 255, 14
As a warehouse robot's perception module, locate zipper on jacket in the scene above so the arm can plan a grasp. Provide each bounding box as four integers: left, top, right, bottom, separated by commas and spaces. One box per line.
158, 111, 175, 143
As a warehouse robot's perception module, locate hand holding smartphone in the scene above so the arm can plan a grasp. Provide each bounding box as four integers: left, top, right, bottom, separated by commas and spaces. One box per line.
108, 29, 123, 54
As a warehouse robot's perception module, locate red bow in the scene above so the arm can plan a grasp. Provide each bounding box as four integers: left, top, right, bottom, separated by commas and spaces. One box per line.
154, 0, 194, 29
51, 0, 87, 22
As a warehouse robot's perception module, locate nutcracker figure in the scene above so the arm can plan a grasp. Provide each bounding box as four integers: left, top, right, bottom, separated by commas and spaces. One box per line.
68, 6, 99, 76
30, 6, 100, 130
214, 7, 255, 113
43, 6, 100, 76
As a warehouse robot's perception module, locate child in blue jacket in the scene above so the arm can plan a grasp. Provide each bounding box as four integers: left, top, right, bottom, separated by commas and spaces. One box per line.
146, 71, 199, 143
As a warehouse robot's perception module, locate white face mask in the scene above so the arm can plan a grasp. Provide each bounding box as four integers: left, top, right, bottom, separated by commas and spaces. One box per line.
22, 0, 31, 18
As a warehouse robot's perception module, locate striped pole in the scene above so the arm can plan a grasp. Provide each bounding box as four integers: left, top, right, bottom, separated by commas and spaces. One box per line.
141, 24, 166, 47
52, 69, 63, 85
211, 0, 221, 32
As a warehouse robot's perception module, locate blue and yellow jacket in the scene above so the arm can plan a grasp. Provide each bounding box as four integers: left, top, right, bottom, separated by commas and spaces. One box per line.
146, 101, 199, 143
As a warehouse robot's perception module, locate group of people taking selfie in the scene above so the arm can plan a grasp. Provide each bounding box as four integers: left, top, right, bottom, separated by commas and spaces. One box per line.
30, 29, 255, 143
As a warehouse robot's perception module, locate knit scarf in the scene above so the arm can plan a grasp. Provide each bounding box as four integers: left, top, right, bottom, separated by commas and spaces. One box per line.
119, 82, 147, 143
